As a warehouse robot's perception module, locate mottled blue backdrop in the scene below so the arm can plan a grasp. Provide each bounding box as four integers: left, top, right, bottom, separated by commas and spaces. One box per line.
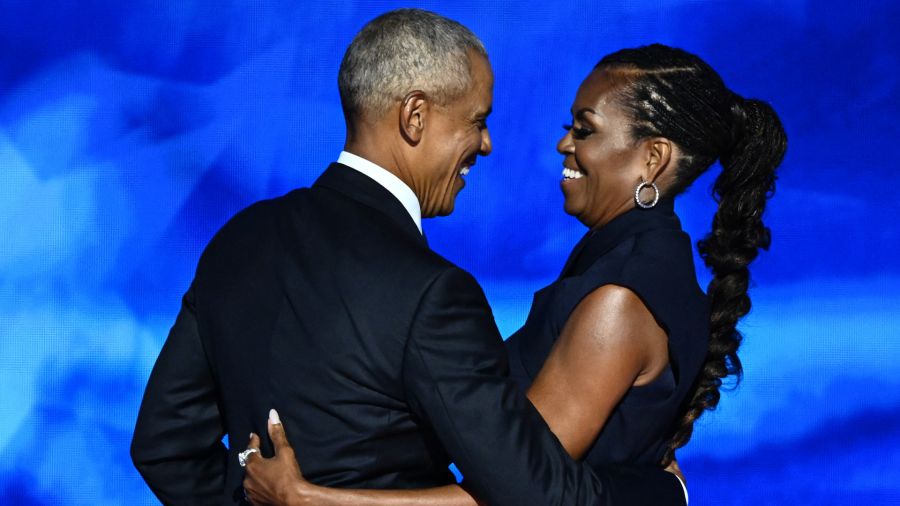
1, 0, 898, 504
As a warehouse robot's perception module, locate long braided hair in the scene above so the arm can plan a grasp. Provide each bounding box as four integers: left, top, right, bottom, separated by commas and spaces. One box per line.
595, 44, 787, 465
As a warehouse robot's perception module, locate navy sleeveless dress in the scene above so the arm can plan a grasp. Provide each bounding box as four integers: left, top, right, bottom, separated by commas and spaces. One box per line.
505, 199, 710, 466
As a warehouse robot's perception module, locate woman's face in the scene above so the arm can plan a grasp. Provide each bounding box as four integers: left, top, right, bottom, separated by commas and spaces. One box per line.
558, 69, 649, 229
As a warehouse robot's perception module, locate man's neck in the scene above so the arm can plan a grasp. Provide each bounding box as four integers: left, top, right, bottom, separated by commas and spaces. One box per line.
344, 136, 417, 200
336, 149, 424, 234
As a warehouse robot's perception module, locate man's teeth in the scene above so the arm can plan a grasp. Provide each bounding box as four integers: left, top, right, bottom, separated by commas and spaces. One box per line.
562, 167, 584, 180
459, 166, 470, 176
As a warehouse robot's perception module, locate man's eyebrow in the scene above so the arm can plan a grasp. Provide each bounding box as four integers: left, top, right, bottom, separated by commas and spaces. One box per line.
474, 106, 492, 118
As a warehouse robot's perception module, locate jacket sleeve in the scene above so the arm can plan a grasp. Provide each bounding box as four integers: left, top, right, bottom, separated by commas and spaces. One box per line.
130, 285, 227, 505
401, 268, 685, 506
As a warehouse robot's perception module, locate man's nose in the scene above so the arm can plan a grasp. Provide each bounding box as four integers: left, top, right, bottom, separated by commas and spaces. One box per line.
479, 128, 492, 156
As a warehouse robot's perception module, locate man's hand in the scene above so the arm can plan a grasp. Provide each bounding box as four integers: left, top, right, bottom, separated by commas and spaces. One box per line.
243, 409, 313, 505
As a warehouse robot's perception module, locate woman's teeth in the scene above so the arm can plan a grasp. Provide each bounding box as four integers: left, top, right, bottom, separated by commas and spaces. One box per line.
562, 167, 584, 180
459, 166, 470, 176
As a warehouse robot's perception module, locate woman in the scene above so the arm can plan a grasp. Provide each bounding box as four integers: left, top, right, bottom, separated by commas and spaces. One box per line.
242, 43, 787, 504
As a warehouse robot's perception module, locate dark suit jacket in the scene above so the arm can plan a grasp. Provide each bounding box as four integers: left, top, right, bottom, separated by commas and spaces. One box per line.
131, 163, 685, 505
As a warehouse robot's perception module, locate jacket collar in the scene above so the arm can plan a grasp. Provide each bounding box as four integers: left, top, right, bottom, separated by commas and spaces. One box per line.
314, 163, 426, 245
560, 198, 681, 278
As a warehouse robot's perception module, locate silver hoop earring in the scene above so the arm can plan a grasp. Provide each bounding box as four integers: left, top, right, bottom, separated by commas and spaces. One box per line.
634, 180, 660, 209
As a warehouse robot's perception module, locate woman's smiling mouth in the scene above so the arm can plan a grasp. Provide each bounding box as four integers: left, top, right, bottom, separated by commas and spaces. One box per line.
562, 166, 585, 180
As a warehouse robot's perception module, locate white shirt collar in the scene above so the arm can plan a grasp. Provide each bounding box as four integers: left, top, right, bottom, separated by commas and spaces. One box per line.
336, 151, 423, 234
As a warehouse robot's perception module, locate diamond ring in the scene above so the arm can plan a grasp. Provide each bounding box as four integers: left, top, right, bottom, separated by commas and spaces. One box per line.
238, 447, 259, 468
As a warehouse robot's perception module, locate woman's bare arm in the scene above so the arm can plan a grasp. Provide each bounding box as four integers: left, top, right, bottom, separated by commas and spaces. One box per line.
281, 484, 477, 506
243, 284, 669, 505
243, 412, 481, 506
526, 284, 669, 459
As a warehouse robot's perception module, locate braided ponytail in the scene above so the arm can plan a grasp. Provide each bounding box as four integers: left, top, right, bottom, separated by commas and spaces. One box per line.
662, 99, 787, 464
595, 44, 787, 465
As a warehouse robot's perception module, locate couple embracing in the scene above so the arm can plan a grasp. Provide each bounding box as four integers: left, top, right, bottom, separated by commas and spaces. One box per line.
132, 8, 786, 506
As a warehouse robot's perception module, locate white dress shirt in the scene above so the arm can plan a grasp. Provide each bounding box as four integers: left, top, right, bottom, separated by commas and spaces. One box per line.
336, 152, 687, 505
336, 151, 422, 234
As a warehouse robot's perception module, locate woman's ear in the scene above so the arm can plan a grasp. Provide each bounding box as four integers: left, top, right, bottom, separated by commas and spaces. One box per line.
644, 137, 673, 183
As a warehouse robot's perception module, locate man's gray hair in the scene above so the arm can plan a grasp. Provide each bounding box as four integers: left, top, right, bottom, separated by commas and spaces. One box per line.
338, 9, 488, 121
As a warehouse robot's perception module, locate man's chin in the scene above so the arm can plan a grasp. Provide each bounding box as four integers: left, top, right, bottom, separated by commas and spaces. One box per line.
436, 196, 460, 217
435, 188, 464, 217
433, 203, 455, 217
562, 199, 580, 218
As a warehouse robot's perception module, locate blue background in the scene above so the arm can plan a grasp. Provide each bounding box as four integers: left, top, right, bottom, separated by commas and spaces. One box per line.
1, 0, 898, 504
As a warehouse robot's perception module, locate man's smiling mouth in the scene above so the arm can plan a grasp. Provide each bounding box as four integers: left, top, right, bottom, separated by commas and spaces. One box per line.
459, 156, 476, 177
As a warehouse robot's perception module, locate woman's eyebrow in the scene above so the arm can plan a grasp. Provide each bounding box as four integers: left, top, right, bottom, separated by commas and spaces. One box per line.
571, 107, 598, 120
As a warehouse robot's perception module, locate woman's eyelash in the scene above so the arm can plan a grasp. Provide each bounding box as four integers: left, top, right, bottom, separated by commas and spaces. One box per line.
563, 123, 592, 139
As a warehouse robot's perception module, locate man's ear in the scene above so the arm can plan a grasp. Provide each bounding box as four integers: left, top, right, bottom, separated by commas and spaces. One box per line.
643, 137, 673, 183
399, 91, 428, 145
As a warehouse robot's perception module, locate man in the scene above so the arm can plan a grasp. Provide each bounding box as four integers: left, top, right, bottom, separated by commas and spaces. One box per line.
131, 9, 686, 505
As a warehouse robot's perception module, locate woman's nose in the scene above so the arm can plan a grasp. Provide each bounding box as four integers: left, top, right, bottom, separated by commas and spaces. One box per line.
557, 130, 574, 154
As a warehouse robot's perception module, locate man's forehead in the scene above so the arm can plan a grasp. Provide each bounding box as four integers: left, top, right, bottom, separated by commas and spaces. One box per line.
464, 84, 492, 116
472, 77, 493, 114
469, 53, 493, 82
463, 91, 491, 117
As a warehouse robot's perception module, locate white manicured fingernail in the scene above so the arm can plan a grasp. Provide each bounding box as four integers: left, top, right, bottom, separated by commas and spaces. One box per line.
269, 408, 281, 425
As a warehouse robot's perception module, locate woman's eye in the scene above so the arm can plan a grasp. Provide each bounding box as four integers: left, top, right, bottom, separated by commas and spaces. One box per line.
563, 123, 592, 140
